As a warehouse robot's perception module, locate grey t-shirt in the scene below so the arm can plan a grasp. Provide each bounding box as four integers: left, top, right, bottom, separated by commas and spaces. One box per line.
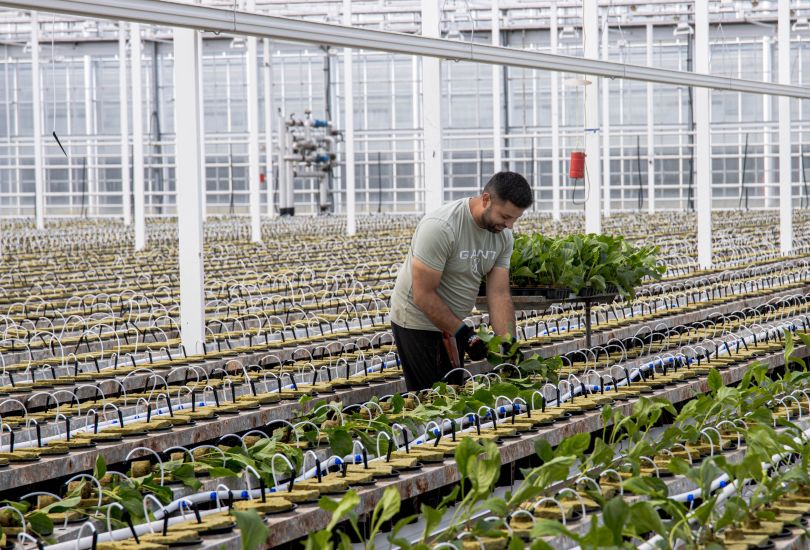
390, 198, 513, 331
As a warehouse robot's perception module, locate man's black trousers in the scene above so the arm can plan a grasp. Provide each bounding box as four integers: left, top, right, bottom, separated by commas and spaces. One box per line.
391, 322, 466, 391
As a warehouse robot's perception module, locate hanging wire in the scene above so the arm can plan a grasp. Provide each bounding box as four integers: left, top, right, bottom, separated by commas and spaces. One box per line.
50, 13, 67, 158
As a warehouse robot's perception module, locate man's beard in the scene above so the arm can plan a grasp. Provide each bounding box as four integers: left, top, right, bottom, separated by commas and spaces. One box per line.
481, 208, 503, 233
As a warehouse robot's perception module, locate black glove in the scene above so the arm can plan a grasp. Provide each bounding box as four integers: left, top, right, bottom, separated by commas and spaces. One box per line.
499, 337, 521, 361
455, 323, 487, 361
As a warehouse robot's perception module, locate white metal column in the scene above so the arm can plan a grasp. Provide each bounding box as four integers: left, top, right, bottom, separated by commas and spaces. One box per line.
601, 13, 610, 217
646, 23, 655, 214
550, 0, 560, 221
246, 0, 261, 242
119, 24, 131, 225
762, 37, 774, 209
778, 0, 792, 254
263, 38, 275, 218
583, 0, 601, 234
31, 11, 45, 229
695, 0, 712, 268
411, 55, 420, 212
131, 22, 146, 250
197, 29, 206, 220
83, 55, 97, 216
422, 0, 442, 211
491, 1, 501, 174
173, 24, 205, 354
343, 0, 356, 235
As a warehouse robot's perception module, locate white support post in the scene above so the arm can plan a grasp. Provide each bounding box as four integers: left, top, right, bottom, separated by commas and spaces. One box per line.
763, 37, 774, 209
197, 29, 206, 220
646, 23, 655, 214
695, 0, 712, 268
778, 0, 792, 254
83, 54, 97, 216
173, 24, 205, 355
31, 11, 45, 229
343, 0, 356, 235
550, 0, 560, 221
601, 12, 610, 217
411, 55, 420, 212
263, 37, 275, 217
131, 22, 146, 250
583, 0, 601, 234
421, 0, 442, 211
491, 0, 501, 173
246, 0, 261, 242
119, 24, 131, 225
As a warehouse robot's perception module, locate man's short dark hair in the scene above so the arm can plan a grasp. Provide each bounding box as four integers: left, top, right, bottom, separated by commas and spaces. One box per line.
483, 171, 533, 209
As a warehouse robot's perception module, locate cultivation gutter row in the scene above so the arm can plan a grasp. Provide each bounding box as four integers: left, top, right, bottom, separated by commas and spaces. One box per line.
196, 344, 810, 549
519, 283, 810, 359
373, 420, 809, 550
0, 375, 412, 491
1, 285, 805, 482
5, 283, 803, 446
9, 271, 802, 378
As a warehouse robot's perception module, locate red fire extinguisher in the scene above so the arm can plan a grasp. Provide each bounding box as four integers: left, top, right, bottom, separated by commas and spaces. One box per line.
569, 151, 585, 179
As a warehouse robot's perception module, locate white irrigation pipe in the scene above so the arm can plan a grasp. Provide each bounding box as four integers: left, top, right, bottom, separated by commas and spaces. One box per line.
10, 354, 402, 450
43, 317, 808, 547
550, 319, 801, 406
634, 418, 810, 550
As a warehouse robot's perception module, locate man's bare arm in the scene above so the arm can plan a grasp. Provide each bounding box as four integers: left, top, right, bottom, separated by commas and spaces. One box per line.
411, 258, 464, 333
486, 266, 515, 337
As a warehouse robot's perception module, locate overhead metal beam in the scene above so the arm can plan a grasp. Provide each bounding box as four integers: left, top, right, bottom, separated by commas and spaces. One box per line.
5, 0, 810, 99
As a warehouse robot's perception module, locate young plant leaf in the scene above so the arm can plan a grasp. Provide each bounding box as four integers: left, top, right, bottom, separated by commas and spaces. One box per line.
231, 509, 270, 550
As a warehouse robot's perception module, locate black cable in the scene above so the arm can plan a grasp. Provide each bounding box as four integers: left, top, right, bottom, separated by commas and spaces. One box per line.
52, 131, 68, 158
570, 158, 590, 207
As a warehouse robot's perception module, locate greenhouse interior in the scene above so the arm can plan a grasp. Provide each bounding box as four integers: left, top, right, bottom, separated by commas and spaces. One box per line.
0, 0, 809, 548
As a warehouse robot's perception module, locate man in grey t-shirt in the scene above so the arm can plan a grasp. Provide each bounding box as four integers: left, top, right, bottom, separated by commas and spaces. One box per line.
390, 172, 534, 391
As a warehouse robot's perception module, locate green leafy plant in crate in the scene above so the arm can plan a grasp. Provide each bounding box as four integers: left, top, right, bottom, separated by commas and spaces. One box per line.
509, 233, 666, 298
